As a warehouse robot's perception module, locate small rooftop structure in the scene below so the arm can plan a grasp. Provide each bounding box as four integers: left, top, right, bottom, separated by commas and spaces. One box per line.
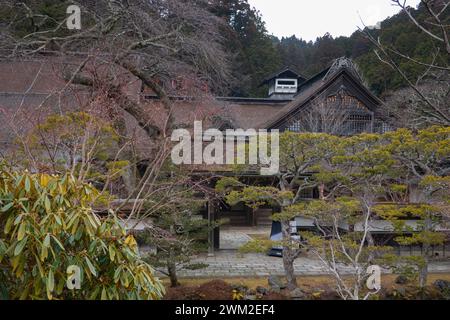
260, 67, 306, 100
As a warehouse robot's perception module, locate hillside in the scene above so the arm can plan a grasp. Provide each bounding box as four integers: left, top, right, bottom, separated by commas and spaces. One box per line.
222, 1, 449, 97
0, 0, 448, 99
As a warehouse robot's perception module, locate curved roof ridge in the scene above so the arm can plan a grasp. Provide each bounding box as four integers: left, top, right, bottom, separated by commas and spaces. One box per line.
323, 57, 363, 83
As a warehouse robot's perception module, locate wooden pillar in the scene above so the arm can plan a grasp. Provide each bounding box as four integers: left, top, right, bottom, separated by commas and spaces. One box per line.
251, 208, 257, 226
214, 224, 220, 250
208, 199, 215, 256
370, 112, 375, 133
246, 206, 254, 226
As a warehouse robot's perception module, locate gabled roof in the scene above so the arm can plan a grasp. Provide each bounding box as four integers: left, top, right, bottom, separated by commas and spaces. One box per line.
257, 58, 383, 129
259, 66, 307, 86
0, 57, 383, 141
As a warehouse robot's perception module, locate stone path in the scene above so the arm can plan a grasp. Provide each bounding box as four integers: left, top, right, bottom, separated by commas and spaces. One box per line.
171, 251, 450, 278
146, 226, 450, 278
219, 231, 252, 250
219, 226, 271, 250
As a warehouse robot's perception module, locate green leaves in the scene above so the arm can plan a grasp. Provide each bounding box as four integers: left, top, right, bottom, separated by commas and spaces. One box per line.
85, 257, 97, 277
4, 216, 14, 234
24, 176, 31, 193
14, 236, 28, 256
46, 269, 55, 299
1, 202, 14, 213
0, 168, 164, 300
40, 244, 48, 262
17, 222, 26, 241
217, 127, 449, 299
101, 287, 108, 300
23, 111, 120, 189
50, 235, 65, 251
44, 196, 51, 213
108, 245, 116, 262
225, 185, 293, 209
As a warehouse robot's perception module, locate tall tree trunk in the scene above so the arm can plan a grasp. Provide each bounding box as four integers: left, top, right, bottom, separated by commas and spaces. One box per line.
366, 231, 375, 263
281, 220, 298, 290
419, 216, 433, 290
167, 261, 180, 287
319, 183, 325, 200
112, 115, 137, 196
282, 253, 297, 290
419, 257, 428, 289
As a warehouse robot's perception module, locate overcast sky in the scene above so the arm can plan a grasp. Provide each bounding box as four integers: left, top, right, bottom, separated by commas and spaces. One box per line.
247, 0, 422, 42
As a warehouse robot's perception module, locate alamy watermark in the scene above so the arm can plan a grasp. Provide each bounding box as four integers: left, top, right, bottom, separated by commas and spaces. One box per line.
67, 265, 81, 290
66, 5, 81, 30
366, 265, 382, 291
171, 121, 280, 175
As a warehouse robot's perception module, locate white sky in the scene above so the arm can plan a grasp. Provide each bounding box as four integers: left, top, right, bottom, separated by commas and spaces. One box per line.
247, 0, 422, 42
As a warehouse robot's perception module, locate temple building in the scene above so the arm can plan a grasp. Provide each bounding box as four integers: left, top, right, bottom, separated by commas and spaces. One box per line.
216, 57, 387, 135
197, 58, 390, 251
3, 56, 439, 255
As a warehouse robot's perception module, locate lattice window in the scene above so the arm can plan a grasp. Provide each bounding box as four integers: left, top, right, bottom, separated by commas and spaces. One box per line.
342, 114, 372, 135
374, 122, 393, 134
287, 120, 302, 132
297, 188, 315, 199
285, 92, 374, 135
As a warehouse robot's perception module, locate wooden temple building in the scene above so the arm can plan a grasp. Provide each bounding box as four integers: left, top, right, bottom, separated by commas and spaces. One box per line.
3, 55, 445, 255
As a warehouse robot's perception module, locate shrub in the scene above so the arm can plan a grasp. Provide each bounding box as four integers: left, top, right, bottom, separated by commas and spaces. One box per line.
0, 165, 164, 300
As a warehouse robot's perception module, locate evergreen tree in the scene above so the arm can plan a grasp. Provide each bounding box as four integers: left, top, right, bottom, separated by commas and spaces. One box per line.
210, 0, 282, 97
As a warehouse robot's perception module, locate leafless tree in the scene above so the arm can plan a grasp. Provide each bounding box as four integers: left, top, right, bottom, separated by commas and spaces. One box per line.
0, 1, 228, 244
382, 74, 450, 129
289, 92, 373, 135
0, 2, 229, 165
293, 100, 349, 135
305, 196, 385, 300
0, 0, 232, 151
284, 60, 377, 135
360, 0, 450, 127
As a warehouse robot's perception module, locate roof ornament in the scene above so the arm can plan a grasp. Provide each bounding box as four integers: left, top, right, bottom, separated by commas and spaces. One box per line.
337, 84, 348, 99
323, 57, 363, 83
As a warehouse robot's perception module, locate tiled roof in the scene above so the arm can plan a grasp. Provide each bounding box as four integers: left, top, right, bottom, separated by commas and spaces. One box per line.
0, 57, 382, 150
260, 59, 382, 129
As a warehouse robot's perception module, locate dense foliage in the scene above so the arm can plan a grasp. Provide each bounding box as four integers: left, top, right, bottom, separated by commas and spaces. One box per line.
1, 1, 446, 97
135, 165, 213, 287
217, 126, 450, 298
0, 166, 164, 300
213, 1, 449, 97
